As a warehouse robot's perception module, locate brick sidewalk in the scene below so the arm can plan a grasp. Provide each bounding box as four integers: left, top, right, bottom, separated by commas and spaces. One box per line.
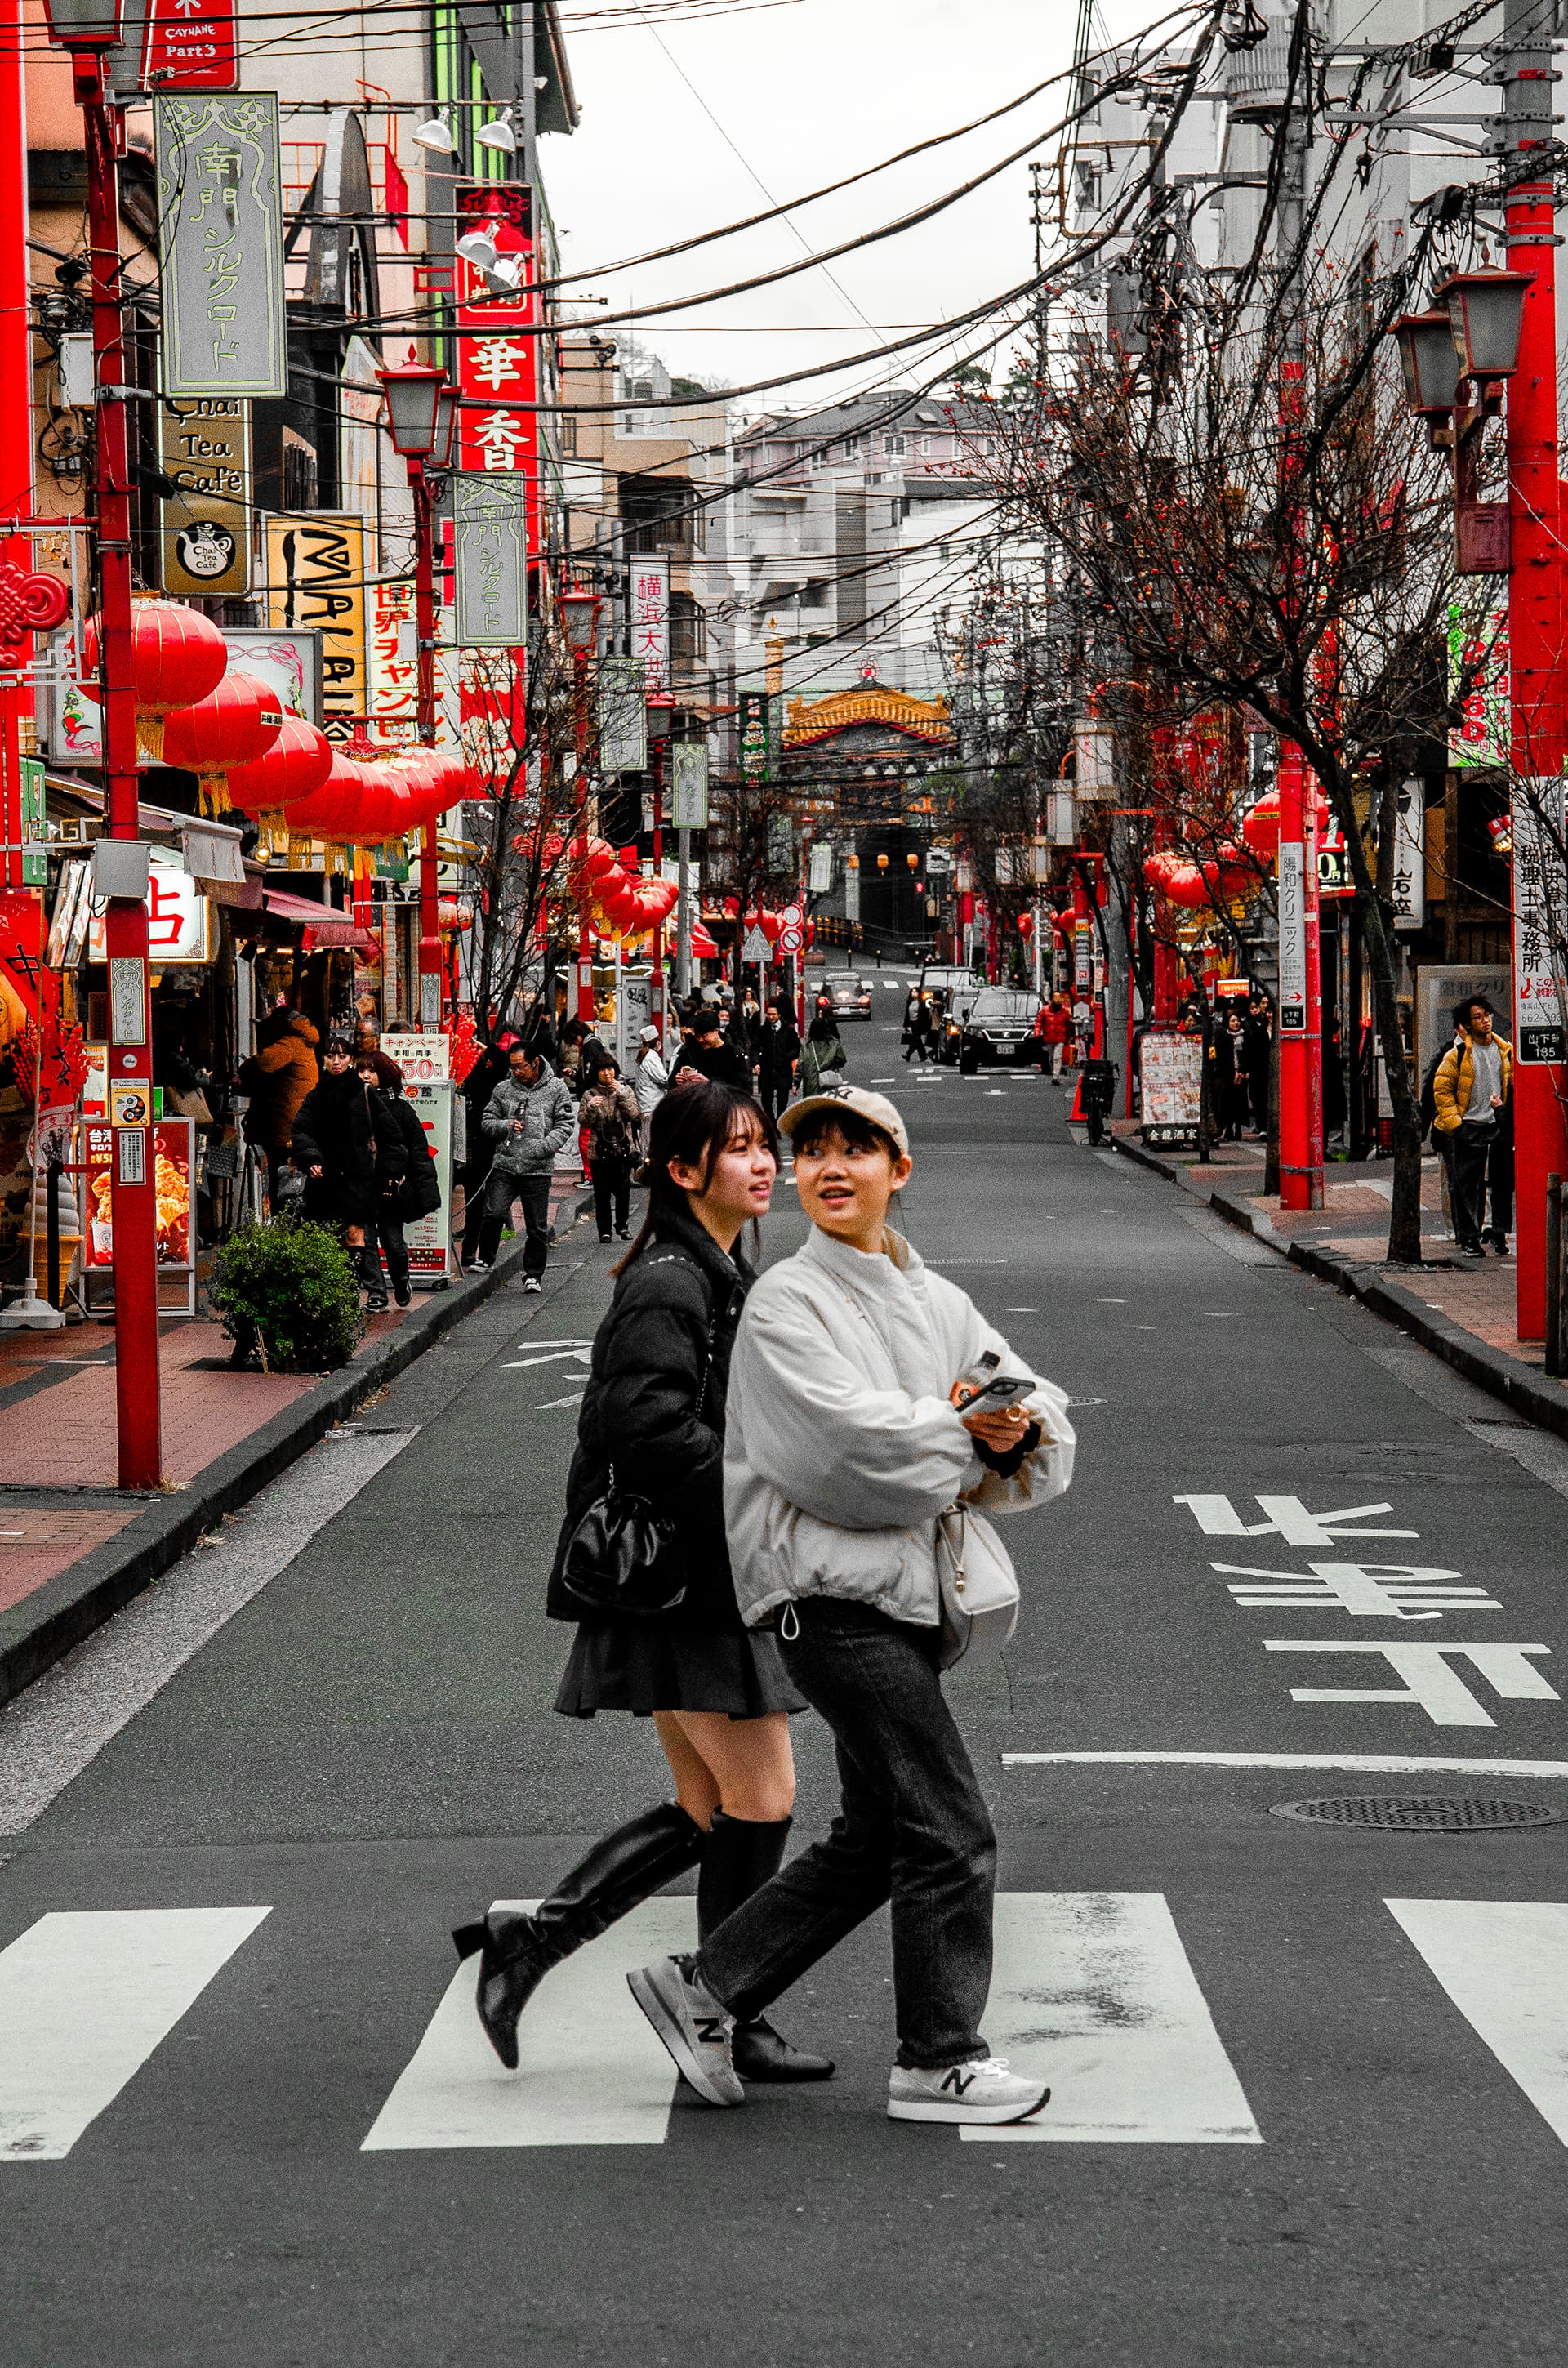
0, 1171, 584, 1624
1113, 1122, 1566, 1384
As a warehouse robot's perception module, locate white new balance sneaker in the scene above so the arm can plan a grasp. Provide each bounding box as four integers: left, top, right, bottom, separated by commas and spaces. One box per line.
627, 1955, 745, 2107
887, 2056, 1050, 2125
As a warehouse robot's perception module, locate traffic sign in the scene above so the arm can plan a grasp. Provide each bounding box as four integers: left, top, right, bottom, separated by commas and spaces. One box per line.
780, 901, 803, 926
777, 925, 804, 955
741, 925, 772, 965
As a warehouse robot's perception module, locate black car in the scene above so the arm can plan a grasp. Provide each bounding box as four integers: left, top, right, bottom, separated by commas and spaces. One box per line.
822, 970, 874, 1022
957, 989, 1043, 1072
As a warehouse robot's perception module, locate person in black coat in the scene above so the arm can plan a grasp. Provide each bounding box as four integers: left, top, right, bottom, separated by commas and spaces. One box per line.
754, 997, 800, 1121
290, 1039, 381, 1295
670, 1008, 753, 1091
451, 1077, 831, 2089
359, 1057, 440, 1309
458, 1031, 518, 1269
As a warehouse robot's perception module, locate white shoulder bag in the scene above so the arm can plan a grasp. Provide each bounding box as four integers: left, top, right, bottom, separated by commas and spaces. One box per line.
935, 1505, 1019, 1670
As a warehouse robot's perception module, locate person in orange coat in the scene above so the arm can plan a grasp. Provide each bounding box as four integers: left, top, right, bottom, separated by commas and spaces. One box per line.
238, 1008, 320, 1194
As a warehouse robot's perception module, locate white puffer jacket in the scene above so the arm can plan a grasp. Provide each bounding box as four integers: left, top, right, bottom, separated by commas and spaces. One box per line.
723, 1224, 1074, 1630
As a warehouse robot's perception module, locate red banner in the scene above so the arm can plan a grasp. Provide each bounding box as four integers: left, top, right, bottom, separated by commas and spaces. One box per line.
140, 0, 237, 91
453, 183, 534, 788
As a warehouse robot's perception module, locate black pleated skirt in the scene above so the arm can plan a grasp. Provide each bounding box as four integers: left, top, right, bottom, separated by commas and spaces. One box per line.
553, 1619, 807, 1719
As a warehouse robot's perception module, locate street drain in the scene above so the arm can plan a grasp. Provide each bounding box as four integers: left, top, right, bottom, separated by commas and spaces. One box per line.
1270, 1795, 1568, 1833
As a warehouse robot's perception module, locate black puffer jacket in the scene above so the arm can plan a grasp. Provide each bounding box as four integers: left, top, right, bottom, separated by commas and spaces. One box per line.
368, 1084, 441, 1220
546, 1206, 752, 1631
291, 1069, 378, 1225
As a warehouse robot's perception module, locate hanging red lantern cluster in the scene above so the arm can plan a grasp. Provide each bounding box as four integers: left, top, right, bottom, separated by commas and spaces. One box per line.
161, 673, 285, 815
1143, 845, 1253, 909
80, 600, 229, 761
569, 835, 678, 943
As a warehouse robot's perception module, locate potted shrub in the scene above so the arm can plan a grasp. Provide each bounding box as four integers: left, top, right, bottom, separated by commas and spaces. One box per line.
208, 1216, 365, 1373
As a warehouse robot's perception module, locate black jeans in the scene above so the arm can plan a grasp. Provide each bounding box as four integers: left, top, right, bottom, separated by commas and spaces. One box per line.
591, 1153, 632, 1237
459, 1146, 494, 1263
1446, 1121, 1496, 1248
1487, 1129, 1514, 1240
697, 1598, 997, 2070
477, 1168, 552, 1273
364, 1208, 409, 1291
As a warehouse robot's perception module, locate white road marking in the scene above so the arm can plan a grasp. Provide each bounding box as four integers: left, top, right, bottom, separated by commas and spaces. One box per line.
0, 1430, 417, 1838
535, 1391, 586, 1411
363, 1897, 694, 2150
1264, 1639, 1557, 1727
965, 1893, 1261, 2146
0, 1907, 270, 2160
1002, 1751, 1568, 1776
502, 1342, 594, 1371
1387, 1900, 1568, 2149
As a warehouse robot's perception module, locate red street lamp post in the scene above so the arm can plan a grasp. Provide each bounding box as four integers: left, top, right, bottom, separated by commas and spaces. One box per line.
560, 585, 601, 1023
42, 0, 164, 1484
376, 363, 458, 1028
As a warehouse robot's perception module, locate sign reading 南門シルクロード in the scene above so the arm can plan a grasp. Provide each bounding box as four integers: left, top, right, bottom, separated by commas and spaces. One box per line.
155, 96, 287, 400
454, 475, 530, 649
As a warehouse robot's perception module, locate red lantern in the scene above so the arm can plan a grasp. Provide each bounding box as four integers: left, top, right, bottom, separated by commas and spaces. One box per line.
224, 715, 332, 819
1241, 787, 1330, 864
162, 673, 284, 814
81, 600, 229, 761
281, 750, 372, 840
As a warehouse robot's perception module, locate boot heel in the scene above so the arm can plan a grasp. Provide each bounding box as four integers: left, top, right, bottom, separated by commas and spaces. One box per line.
452, 1920, 488, 1962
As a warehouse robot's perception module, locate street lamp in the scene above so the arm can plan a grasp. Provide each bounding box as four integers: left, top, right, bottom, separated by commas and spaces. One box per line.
42, 0, 166, 1484
1436, 268, 1530, 382
378, 359, 457, 1028
1390, 310, 1461, 424
559, 583, 603, 1020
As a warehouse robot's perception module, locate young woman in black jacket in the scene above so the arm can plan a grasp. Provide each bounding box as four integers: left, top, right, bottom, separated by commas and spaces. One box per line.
290, 1037, 380, 1296
358, 1056, 440, 1308
452, 1078, 831, 2086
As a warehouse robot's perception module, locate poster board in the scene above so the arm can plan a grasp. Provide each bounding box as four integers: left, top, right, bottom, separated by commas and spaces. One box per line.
80, 1116, 196, 1311
1415, 965, 1511, 1077
400, 1079, 458, 1285
1139, 1032, 1204, 1148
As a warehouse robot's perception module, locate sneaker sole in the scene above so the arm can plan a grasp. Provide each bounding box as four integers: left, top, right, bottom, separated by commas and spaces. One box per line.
886, 2086, 1050, 2126
626, 1964, 745, 2108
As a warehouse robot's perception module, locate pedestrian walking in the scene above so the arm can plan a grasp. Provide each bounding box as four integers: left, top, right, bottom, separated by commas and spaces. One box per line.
580, 1055, 642, 1242
457, 1032, 518, 1270
1036, 993, 1069, 1080
1241, 997, 1272, 1137
237, 1007, 319, 1202
353, 1018, 404, 1092
474, 1041, 577, 1290
1432, 997, 1514, 1257
452, 1078, 831, 2086
627, 1084, 1075, 2124
901, 988, 928, 1064
798, 1004, 848, 1097
290, 1036, 381, 1298
672, 1008, 752, 1091
359, 1057, 440, 1308
632, 1024, 670, 1122
755, 997, 800, 1122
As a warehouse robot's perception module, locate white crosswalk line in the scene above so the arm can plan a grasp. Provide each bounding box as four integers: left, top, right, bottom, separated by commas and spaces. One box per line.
362, 1896, 695, 2150
1386, 1898, 1568, 2148
0, 1906, 270, 2160
963, 1893, 1263, 2145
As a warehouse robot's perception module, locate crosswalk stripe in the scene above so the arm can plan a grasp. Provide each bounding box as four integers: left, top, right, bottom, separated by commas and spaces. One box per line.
361, 1897, 695, 2151
963, 1893, 1263, 2146
1386, 1898, 1568, 2149
0, 1907, 270, 2161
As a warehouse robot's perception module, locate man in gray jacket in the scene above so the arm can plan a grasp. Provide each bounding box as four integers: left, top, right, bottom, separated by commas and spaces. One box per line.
473, 1045, 576, 1289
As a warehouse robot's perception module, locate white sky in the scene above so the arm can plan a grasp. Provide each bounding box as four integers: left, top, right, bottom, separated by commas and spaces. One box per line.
543, 0, 1154, 419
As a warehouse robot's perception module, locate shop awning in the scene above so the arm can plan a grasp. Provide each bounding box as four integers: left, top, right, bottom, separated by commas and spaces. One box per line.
261, 884, 379, 953
688, 921, 720, 960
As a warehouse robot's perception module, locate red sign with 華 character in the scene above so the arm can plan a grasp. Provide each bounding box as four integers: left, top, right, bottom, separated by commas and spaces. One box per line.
453, 181, 533, 788
140, 0, 237, 91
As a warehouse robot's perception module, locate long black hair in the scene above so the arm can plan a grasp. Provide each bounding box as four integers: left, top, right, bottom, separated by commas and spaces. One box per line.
613, 1077, 779, 1274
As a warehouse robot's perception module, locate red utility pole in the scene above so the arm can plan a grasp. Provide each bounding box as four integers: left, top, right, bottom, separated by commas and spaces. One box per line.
1276, 733, 1324, 1208
1503, 0, 1568, 1337
410, 457, 443, 1028
82, 51, 162, 1485
573, 646, 594, 1023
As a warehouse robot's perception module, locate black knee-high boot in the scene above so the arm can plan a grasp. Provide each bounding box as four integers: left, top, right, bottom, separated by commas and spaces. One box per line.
454, 1802, 703, 2071
697, 1809, 835, 2083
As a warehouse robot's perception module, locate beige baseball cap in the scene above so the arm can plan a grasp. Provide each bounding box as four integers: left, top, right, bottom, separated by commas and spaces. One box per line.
778, 1083, 910, 1158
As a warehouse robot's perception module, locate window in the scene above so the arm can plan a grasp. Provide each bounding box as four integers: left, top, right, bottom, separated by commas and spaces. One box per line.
883, 432, 906, 459
838, 436, 862, 462
919, 435, 932, 457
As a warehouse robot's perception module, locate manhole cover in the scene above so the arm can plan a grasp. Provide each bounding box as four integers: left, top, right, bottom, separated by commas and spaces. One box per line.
1270, 1795, 1568, 1833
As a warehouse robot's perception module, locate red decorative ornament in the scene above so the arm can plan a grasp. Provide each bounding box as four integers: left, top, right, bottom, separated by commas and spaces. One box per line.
0, 560, 68, 667
163, 672, 284, 814
224, 715, 332, 819
81, 600, 229, 760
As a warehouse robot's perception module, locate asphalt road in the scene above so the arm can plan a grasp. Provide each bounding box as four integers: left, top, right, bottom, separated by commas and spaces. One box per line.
4, 979, 1568, 2367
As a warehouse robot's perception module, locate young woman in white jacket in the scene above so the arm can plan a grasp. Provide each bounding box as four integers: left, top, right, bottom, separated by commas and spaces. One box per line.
630, 1085, 1074, 2125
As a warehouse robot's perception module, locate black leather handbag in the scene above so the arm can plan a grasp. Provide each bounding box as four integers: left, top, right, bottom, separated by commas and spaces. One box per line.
558, 1322, 715, 1619
559, 1471, 688, 1618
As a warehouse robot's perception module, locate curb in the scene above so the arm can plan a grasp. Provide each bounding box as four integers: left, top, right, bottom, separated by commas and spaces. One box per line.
0, 1187, 595, 1709
1111, 1133, 1568, 1443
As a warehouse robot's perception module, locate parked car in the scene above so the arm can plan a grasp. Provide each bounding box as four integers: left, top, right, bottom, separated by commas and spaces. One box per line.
822, 970, 873, 1021
956, 988, 1043, 1073
934, 979, 986, 1064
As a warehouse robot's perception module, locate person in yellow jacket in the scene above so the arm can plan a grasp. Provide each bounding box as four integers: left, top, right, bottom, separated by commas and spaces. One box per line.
1432, 997, 1513, 1256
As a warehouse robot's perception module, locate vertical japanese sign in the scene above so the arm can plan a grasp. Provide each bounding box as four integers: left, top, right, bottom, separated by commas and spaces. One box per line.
737, 689, 773, 780
154, 96, 287, 399
455, 184, 538, 540
1512, 778, 1568, 1064
20, 756, 46, 888
368, 581, 416, 745
630, 557, 670, 704
454, 475, 530, 647
1277, 841, 1307, 1033
265, 514, 367, 740
159, 395, 251, 595
1390, 778, 1426, 934
598, 658, 648, 774
671, 741, 710, 829
1448, 601, 1510, 769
